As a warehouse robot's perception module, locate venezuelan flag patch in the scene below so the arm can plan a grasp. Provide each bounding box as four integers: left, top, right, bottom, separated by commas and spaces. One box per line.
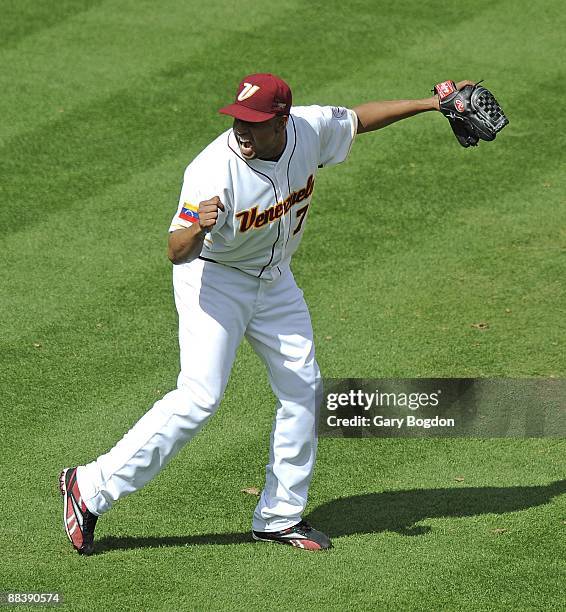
179, 203, 199, 223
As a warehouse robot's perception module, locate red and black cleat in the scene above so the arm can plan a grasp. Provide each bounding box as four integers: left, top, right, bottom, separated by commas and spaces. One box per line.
252, 520, 332, 551
59, 467, 98, 555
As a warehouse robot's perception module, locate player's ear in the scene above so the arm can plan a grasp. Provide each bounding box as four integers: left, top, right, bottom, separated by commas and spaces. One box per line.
276, 116, 288, 132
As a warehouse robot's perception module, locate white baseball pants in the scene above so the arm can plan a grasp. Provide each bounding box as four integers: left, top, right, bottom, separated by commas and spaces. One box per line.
76, 258, 322, 532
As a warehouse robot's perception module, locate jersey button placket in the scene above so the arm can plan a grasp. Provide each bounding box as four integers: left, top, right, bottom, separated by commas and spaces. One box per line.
274, 170, 288, 269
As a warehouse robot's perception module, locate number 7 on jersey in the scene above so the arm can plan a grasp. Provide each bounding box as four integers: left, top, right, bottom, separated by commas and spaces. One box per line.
293, 204, 309, 236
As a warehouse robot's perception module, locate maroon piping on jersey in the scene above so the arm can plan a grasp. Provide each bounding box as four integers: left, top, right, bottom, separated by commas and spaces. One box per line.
283, 116, 298, 249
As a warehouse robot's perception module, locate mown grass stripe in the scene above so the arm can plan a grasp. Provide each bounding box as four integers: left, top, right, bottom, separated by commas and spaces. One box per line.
0, 0, 103, 49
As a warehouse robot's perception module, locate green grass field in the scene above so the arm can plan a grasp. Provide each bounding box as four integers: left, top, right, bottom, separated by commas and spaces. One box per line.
1, 1, 565, 610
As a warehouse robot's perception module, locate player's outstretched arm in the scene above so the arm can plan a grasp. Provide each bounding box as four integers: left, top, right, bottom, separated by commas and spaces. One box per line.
168, 196, 224, 265
354, 80, 475, 134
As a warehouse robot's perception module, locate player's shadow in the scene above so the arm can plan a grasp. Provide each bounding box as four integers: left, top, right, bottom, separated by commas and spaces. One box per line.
93, 479, 565, 554
307, 479, 566, 537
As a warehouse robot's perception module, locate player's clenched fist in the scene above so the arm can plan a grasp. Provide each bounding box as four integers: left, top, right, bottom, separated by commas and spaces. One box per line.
198, 196, 225, 231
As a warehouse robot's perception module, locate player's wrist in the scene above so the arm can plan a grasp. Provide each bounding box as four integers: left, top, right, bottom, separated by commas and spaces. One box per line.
426, 95, 440, 111
415, 97, 440, 112
192, 223, 208, 237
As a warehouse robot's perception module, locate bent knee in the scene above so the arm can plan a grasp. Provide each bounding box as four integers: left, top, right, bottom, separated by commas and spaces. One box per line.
168, 379, 224, 415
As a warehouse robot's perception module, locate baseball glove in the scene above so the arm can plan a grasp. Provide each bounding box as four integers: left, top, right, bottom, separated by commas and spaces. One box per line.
433, 80, 509, 147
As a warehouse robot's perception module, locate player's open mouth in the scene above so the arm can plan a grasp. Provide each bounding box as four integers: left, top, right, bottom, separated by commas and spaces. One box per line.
235, 132, 256, 158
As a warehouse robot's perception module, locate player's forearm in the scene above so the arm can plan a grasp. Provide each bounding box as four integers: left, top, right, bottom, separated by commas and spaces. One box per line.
167, 225, 206, 265
353, 97, 439, 134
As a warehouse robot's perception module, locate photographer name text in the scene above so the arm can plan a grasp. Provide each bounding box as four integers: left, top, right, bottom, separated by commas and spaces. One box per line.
326, 414, 455, 429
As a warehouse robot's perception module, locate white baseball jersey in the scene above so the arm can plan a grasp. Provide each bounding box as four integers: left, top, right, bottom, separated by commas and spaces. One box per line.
169, 105, 357, 280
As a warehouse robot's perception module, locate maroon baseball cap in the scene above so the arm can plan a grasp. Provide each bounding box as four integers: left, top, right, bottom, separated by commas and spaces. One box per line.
219, 73, 292, 122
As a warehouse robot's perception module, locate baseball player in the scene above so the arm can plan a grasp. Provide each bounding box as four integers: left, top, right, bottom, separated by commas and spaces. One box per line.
60, 73, 476, 554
